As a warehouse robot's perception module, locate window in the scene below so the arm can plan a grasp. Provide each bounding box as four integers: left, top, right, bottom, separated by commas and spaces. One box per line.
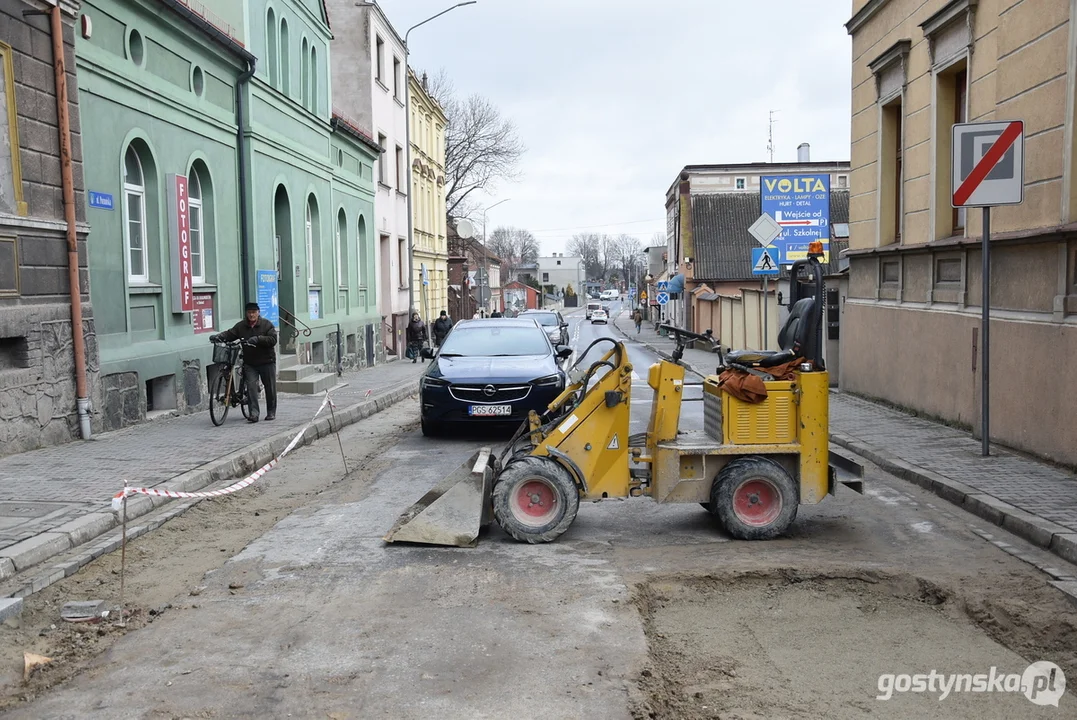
880, 97, 904, 245
123, 146, 148, 284
336, 208, 347, 287
396, 146, 405, 190
375, 35, 384, 84
837, 175, 848, 189
398, 238, 407, 287
266, 7, 278, 87
280, 18, 289, 95
556, 260, 561, 265
393, 56, 401, 99
542, 272, 550, 282
305, 196, 320, 285
735, 177, 746, 190
301, 37, 309, 107
309, 45, 317, 113
357, 215, 367, 287
377, 134, 388, 186
188, 168, 204, 284
952, 68, 968, 233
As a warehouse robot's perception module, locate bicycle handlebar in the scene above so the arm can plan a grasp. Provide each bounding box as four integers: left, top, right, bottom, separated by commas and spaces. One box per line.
658, 324, 715, 344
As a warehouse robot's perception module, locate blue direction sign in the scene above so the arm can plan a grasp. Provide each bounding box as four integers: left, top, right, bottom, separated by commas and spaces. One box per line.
656, 291, 669, 305
760, 174, 830, 263
751, 247, 780, 276
88, 191, 114, 210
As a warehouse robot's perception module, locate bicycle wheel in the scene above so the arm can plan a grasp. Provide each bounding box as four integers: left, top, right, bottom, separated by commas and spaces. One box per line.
238, 377, 251, 419
210, 368, 232, 426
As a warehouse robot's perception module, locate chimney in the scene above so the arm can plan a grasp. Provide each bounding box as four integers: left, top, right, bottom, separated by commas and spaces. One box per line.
421, 72, 428, 91
797, 143, 810, 162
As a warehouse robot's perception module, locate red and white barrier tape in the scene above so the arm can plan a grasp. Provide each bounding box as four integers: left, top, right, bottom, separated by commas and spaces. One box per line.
111, 389, 339, 512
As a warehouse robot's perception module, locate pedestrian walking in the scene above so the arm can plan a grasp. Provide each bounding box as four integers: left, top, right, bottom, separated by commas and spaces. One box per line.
406, 312, 428, 363
633, 308, 643, 334
433, 310, 454, 347
210, 302, 278, 422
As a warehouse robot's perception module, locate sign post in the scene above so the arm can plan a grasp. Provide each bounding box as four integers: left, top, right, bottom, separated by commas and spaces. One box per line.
749, 213, 782, 350
951, 120, 1024, 456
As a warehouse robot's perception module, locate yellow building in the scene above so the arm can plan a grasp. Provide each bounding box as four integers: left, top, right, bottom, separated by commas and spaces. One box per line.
409, 70, 448, 321
844, 0, 1077, 464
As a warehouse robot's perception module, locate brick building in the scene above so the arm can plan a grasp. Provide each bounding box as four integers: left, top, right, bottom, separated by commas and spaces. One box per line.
0, 0, 96, 455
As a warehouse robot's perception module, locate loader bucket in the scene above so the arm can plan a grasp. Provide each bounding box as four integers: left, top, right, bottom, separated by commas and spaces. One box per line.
382, 447, 495, 547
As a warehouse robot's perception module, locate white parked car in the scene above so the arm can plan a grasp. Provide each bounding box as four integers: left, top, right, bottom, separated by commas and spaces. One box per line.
590, 308, 608, 324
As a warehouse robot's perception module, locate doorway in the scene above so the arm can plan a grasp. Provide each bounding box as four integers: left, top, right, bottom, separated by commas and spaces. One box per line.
274, 185, 295, 354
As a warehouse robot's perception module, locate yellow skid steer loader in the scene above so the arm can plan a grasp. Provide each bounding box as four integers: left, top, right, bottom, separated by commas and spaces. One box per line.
384, 246, 863, 547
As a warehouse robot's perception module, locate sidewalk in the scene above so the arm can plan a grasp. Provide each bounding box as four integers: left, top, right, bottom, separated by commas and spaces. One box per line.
0, 359, 424, 593
611, 311, 1077, 567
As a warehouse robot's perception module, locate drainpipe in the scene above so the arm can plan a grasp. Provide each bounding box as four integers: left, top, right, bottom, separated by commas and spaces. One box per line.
51, 5, 91, 440
235, 59, 256, 303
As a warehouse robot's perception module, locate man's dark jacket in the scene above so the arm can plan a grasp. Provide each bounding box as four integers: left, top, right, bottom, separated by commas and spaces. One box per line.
433, 316, 453, 343
217, 318, 278, 366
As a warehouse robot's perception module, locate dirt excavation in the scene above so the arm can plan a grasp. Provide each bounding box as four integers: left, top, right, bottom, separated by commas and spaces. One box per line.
0, 396, 1073, 717
0, 402, 420, 712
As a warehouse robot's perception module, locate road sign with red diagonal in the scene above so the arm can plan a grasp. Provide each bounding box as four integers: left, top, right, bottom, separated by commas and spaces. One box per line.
951, 120, 1024, 208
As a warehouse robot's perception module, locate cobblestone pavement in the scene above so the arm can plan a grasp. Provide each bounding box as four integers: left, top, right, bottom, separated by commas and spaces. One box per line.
610, 310, 1077, 552
0, 360, 425, 549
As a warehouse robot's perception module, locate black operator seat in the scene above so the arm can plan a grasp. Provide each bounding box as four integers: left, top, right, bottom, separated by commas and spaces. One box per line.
724, 297, 817, 368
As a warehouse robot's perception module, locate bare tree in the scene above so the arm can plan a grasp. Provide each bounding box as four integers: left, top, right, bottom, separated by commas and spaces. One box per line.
614, 234, 644, 287
486, 226, 539, 282
567, 232, 624, 281
423, 69, 525, 219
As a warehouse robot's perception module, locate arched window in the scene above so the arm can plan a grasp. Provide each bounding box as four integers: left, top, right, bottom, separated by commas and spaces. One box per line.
357, 214, 367, 288
336, 208, 347, 287
123, 146, 148, 284
280, 18, 290, 95
301, 37, 309, 108
305, 195, 319, 285
309, 45, 317, 113
266, 7, 278, 87
188, 161, 214, 285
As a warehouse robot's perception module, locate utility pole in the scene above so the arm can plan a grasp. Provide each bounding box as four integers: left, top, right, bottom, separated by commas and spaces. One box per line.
767, 109, 780, 163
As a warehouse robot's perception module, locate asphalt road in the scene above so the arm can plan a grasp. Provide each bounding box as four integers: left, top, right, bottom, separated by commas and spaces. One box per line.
7, 308, 1076, 719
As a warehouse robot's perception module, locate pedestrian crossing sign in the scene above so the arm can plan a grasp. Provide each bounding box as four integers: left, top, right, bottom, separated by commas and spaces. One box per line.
752, 247, 780, 276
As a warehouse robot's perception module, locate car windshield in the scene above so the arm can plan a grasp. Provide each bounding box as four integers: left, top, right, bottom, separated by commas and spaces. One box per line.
438, 325, 550, 357
523, 313, 558, 327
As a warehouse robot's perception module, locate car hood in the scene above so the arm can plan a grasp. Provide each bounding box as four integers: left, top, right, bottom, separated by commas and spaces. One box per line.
428, 354, 558, 383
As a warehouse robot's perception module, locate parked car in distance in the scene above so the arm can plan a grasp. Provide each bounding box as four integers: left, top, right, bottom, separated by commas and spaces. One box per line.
518, 309, 568, 346
590, 308, 608, 324
586, 301, 601, 319
600, 289, 619, 301
418, 319, 571, 436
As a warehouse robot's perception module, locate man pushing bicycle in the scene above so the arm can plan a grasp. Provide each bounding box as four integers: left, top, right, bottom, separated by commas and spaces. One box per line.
211, 302, 278, 422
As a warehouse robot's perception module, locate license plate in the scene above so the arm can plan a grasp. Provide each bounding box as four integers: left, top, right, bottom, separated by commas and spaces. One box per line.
469, 405, 512, 417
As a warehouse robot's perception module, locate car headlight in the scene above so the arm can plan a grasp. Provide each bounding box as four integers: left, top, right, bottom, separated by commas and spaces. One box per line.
421, 376, 449, 390
534, 374, 564, 388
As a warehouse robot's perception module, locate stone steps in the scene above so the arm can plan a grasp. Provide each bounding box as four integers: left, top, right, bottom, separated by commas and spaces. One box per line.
278, 363, 315, 381
277, 373, 338, 395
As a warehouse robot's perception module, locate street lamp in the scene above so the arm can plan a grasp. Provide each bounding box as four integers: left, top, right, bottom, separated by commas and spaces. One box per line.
479, 197, 510, 314
399, 1, 477, 314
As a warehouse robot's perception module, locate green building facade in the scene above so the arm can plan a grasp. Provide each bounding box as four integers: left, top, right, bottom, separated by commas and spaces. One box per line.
76, 0, 381, 430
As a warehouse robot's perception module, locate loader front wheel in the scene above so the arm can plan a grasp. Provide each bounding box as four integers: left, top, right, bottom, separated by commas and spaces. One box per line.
712, 457, 798, 540
493, 457, 579, 544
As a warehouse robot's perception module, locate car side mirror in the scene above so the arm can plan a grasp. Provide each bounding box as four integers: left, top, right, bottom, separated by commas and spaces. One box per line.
556, 346, 573, 359
420, 347, 435, 360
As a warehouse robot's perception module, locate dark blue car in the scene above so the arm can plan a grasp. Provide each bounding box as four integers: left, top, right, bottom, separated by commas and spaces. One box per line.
419, 318, 571, 436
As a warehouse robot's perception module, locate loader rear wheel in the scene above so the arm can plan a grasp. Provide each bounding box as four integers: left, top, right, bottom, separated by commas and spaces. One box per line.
492, 457, 579, 544
711, 457, 798, 540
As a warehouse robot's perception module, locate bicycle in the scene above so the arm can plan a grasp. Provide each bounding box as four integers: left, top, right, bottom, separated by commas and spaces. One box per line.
210, 340, 253, 426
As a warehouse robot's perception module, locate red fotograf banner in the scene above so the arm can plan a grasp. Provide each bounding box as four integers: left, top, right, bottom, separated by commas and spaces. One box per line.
173, 175, 194, 312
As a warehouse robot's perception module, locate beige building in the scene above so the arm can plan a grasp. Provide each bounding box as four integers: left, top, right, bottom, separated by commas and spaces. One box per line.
845, 0, 1077, 464
409, 70, 448, 321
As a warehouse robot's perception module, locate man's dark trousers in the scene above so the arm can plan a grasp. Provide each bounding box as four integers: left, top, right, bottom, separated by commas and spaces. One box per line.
244, 362, 277, 419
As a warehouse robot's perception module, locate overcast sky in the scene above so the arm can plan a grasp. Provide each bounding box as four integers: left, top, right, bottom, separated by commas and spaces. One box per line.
375, 0, 853, 255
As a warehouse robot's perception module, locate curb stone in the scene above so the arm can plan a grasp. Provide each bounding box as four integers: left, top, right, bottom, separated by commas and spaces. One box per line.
829, 433, 1077, 566
0, 379, 420, 606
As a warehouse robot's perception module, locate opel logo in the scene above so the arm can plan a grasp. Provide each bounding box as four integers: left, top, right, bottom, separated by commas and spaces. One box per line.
483, 385, 496, 397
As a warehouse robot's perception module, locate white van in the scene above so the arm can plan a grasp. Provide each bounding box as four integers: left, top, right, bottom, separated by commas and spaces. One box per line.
586, 301, 601, 319
600, 289, 619, 301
